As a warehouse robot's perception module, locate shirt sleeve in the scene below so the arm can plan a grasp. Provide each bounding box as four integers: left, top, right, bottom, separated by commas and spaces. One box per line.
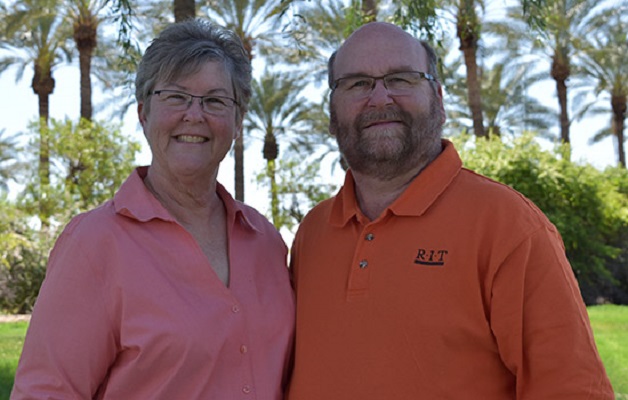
489, 225, 614, 399
11, 222, 118, 399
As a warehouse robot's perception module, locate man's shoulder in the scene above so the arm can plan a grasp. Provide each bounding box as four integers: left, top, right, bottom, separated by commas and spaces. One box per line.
301, 196, 336, 224
454, 167, 553, 229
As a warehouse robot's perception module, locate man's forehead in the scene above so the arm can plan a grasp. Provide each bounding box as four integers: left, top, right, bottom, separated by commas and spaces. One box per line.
334, 26, 427, 75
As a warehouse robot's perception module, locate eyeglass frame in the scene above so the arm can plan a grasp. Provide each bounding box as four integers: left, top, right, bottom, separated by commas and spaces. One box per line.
149, 89, 240, 114
330, 71, 437, 98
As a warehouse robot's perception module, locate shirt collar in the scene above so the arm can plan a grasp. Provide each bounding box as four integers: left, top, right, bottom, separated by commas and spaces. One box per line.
113, 167, 262, 233
329, 139, 462, 226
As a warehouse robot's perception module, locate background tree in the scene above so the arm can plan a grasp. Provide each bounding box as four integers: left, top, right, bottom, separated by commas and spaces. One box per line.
0, 130, 25, 194
508, 0, 600, 148
455, 0, 486, 137
0, 0, 73, 226
67, 0, 109, 121
174, 0, 196, 21
443, 57, 554, 137
246, 70, 312, 227
574, 5, 628, 167
201, 0, 292, 202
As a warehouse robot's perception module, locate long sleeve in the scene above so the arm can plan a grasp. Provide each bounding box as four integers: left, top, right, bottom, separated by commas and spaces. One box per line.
11, 220, 118, 399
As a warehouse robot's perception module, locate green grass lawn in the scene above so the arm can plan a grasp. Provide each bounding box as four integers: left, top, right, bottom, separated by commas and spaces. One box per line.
588, 304, 628, 398
0, 321, 27, 400
0, 305, 626, 399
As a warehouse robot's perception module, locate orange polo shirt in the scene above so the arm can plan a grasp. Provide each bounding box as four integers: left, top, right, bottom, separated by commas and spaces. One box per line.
287, 140, 613, 399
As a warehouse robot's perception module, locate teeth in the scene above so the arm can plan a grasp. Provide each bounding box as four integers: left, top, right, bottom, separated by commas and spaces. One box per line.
176, 135, 207, 143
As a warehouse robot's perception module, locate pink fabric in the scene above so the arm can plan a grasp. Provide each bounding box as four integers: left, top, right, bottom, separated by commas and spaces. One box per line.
12, 167, 295, 400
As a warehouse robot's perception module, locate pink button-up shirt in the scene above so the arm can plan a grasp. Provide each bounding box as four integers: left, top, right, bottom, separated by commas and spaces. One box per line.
12, 167, 295, 400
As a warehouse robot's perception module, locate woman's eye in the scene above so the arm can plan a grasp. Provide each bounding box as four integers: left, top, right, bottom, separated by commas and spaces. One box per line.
204, 97, 227, 106
166, 94, 188, 101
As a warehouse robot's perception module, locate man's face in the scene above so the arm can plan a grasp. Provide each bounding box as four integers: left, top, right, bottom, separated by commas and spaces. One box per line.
329, 24, 445, 180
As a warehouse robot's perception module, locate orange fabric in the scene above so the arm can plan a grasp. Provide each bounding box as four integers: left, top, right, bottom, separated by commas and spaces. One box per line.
287, 140, 613, 399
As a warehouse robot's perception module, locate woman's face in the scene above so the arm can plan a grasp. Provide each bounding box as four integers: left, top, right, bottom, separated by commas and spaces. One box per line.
138, 61, 240, 182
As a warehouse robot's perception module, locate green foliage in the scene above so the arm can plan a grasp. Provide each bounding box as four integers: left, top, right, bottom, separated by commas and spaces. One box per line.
257, 156, 338, 232
0, 199, 46, 314
453, 134, 628, 303
18, 117, 140, 222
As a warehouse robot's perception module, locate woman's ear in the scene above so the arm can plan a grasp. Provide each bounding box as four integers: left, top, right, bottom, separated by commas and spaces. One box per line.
138, 102, 147, 128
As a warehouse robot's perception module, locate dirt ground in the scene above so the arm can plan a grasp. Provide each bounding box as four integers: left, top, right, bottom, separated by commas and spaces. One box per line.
0, 314, 30, 323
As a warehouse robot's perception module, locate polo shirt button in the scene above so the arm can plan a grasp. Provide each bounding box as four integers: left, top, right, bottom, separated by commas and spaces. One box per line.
240, 345, 248, 354
359, 260, 368, 269
242, 385, 251, 394
232, 305, 240, 313
365, 233, 374, 241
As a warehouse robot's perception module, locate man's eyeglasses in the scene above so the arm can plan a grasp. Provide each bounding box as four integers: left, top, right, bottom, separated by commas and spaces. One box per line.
331, 71, 436, 99
149, 89, 239, 114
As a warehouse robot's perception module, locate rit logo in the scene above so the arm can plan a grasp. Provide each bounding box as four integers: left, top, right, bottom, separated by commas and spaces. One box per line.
414, 248, 448, 266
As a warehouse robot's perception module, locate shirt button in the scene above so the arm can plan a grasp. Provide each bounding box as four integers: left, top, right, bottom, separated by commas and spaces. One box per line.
359, 260, 368, 269
232, 305, 240, 313
365, 233, 374, 241
242, 385, 251, 394
240, 345, 248, 354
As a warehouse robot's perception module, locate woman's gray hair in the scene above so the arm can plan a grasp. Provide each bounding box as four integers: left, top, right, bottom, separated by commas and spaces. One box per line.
135, 19, 252, 122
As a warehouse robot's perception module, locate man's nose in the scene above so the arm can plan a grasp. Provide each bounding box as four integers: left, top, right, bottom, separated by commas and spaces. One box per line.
367, 79, 394, 105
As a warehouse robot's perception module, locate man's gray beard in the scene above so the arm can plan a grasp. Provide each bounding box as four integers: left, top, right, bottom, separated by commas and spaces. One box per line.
331, 102, 443, 181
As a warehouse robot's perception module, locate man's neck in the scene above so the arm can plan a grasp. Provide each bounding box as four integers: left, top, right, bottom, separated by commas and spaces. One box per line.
351, 168, 418, 221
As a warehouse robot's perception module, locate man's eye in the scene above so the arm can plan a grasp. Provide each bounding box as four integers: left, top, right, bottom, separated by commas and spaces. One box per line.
387, 74, 420, 88
348, 79, 372, 89
388, 77, 411, 84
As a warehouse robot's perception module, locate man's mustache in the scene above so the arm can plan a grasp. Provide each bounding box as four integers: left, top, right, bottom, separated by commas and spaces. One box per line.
355, 108, 412, 130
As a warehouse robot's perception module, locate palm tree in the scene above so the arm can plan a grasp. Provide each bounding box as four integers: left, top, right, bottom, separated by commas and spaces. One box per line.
511, 0, 600, 147
283, 0, 354, 81
455, 0, 486, 137
174, 0, 196, 21
245, 70, 312, 227
444, 58, 555, 138
66, 0, 110, 121
482, 64, 555, 137
0, 0, 72, 226
201, 0, 293, 201
574, 4, 628, 167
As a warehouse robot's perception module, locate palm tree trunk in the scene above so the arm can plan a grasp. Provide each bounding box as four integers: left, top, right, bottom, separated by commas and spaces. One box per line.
174, 0, 196, 22
37, 115, 51, 228
32, 64, 54, 228
551, 50, 571, 146
612, 94, 626, 168
362, 0, 377, 21
457, 0, 485, 138
234, 134, 245, 201
267, 159, 279, 227
74, 23, 97, 121
78, 50, 93, 120
234, 33, 254, 202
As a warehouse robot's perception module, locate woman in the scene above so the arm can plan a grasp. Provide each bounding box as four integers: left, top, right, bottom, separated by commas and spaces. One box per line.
12, 19, 295, 399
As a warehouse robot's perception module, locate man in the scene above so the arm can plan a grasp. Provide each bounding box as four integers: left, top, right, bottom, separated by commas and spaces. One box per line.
287, 22, 613, 399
